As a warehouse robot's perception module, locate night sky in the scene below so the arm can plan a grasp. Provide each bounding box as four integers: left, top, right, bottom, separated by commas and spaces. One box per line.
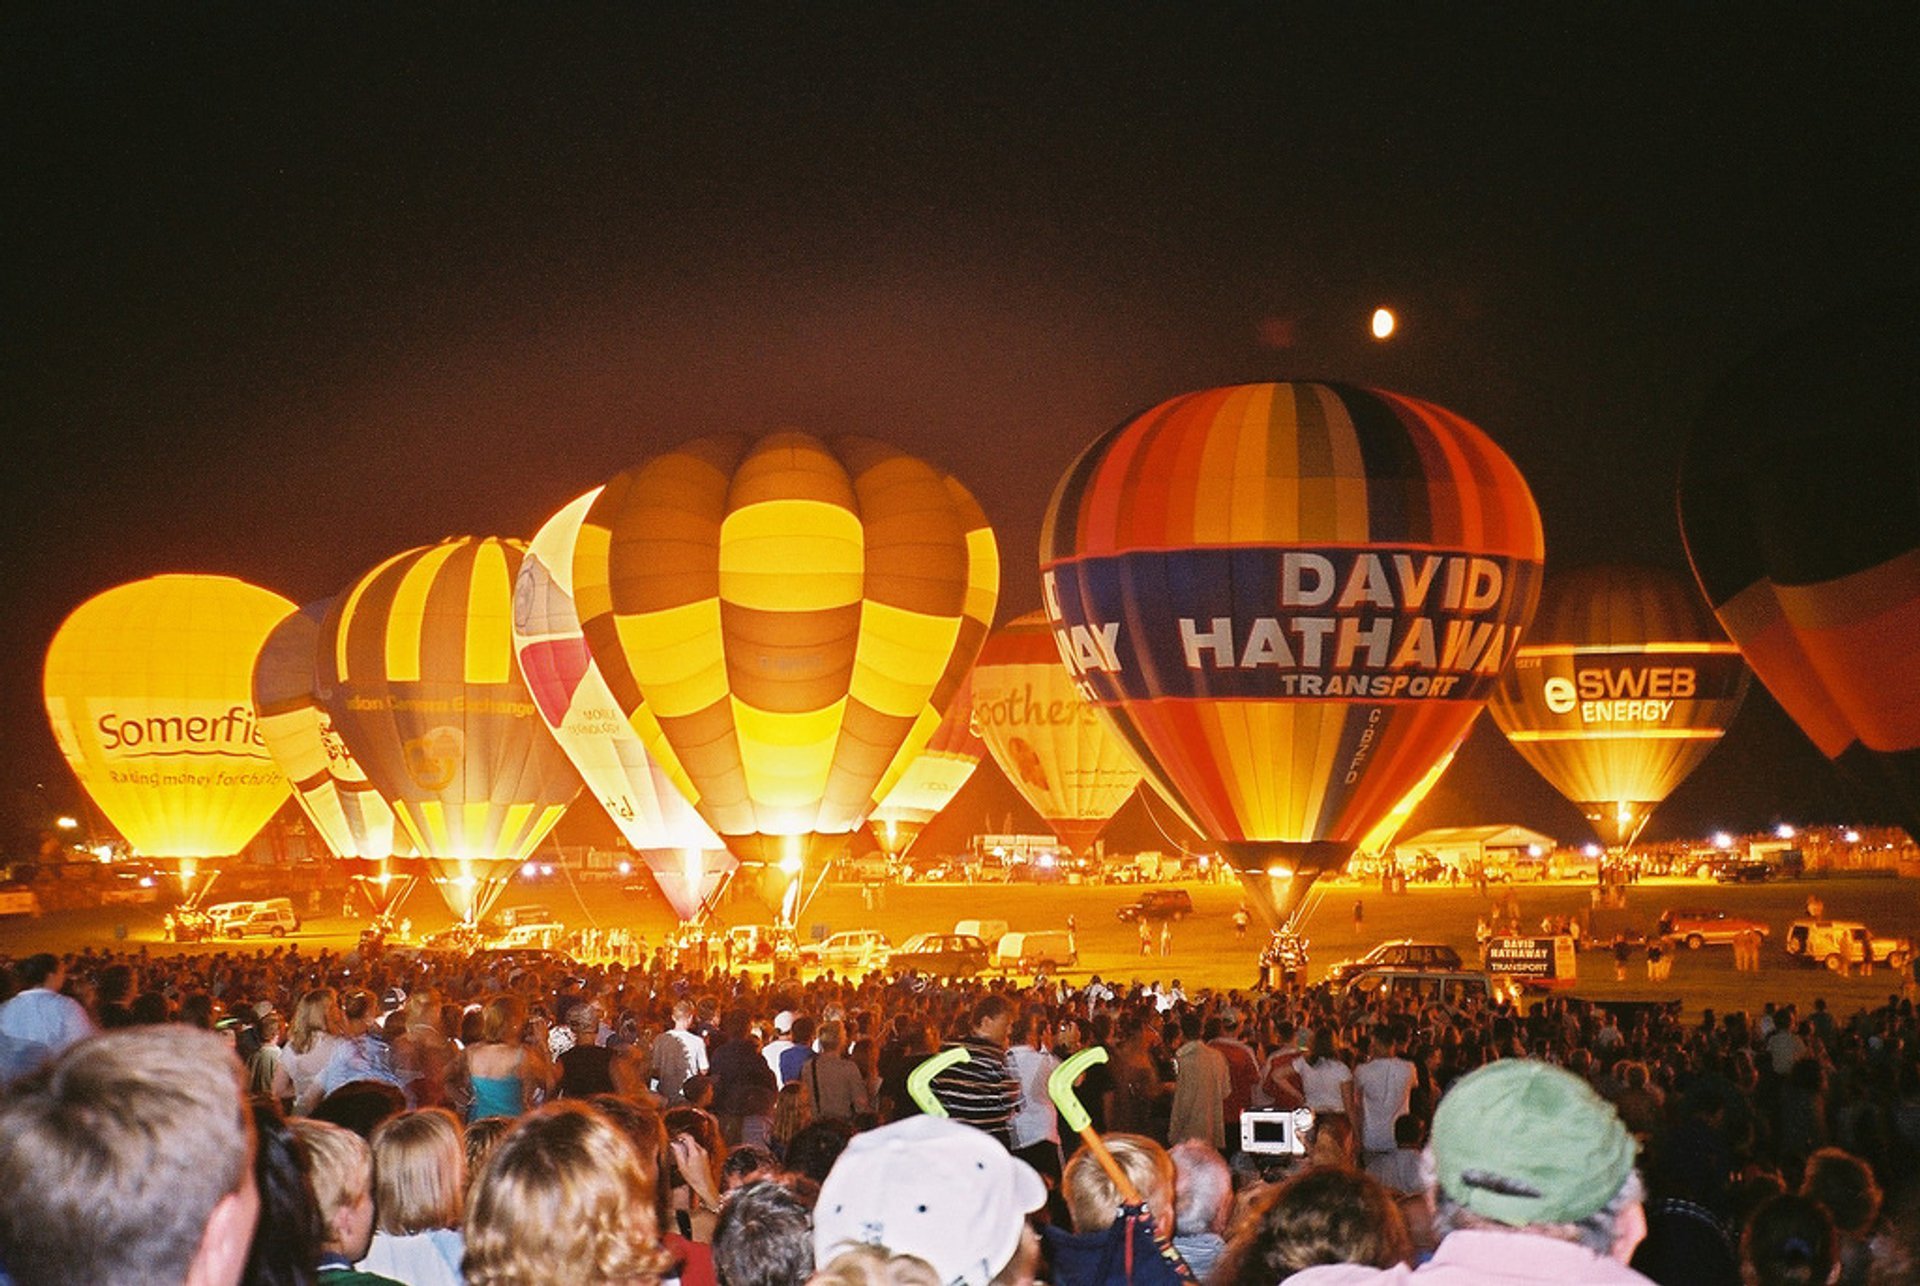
5, 8, 1915, 851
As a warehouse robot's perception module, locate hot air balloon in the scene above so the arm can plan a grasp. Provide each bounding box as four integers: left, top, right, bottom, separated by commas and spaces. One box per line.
1042, 382, 1543, 930
1353, 738, 1465, 859
970, 612, 1144, 858
1488, 565, 1748, 849
44, 574, 296, 904
252, 600, 417, 924
320, 537, 583, 925
1680, 293, 1920, 839
866, 676, 985, 862
574, 432, 998, 924
514, 488, 736, 921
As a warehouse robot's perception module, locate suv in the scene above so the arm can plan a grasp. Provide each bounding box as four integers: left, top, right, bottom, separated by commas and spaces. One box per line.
1114, 889, 1195, 923
1344, 967, 1510, 1007
888, 933, 990, 977
1324, 940, 1464, 986
799, 929, 893, 972
1784, 919, 1912, 971
215, 898, 301, 939
1657, 908, 1769, 950
1713, 860, 1775, 883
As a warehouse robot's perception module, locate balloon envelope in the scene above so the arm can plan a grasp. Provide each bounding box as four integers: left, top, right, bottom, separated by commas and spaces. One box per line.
574, 431, 998, 920
320, 538, 582, 923
515, 488, 729, 862
1041, 382, 1543, 928
1680, 293, 1920, 839
252, 599, 402, 861
867, 675, 985, 860
971, 612, 1143, 857
1488, 565, 1747, 846
44, 574, 295, 860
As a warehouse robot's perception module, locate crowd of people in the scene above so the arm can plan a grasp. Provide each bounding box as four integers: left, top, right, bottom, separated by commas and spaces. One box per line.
3, 936, 1920, 1285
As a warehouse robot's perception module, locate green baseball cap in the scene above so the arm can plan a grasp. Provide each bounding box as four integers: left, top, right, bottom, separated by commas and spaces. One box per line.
1429, 1059, 1637, 1226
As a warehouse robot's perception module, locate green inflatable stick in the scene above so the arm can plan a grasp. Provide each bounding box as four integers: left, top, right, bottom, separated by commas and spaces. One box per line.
1048, 1045, 1109, 1135
906, 1046, 970, 1117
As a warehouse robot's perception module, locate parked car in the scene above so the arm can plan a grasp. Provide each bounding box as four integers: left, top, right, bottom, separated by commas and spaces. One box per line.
1657, 908, 1770, 949
954, 918, 1010, 947
1713, 860, 1775, 883
1343, 967, 1512, 1007
994, 930, 1078, 972
1323, 940, 1464, 986
212, 898, 302, 939
1783, 919, 1912, 971
888, 932, 990, 977
1114, 889, 1195, 923
799, 929, 893, 972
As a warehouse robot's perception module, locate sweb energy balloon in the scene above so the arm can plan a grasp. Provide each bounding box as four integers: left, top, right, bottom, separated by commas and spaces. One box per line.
320, 537, 583, 924
866, 676, 985, 861
574, 432, 998, 923
971, 612, 1144, 857
1042, 382, 1544, 928
515, 488, 735, 919
1681, 293, 1920, 838
1488, 565, 1747, 847
44, 574, 295, 877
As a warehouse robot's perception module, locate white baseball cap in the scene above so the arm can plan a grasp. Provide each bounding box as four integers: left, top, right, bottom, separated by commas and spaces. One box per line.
813, 1116, 1046, 1285
773, 1010, 795, 1033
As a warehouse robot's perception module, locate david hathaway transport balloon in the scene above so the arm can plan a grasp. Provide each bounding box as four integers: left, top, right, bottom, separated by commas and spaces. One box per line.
44, 574, 296, 879
320, 537, 583, 925
1680, 291, 1920, 839
1041, 381, 1544, 929
1488, 565, 1747, 848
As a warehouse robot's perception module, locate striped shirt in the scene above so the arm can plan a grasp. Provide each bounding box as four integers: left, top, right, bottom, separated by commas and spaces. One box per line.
930, 1036, 1018, 1147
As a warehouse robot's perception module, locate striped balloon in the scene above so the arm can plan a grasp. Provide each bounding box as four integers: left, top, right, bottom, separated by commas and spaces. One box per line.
252, 599, 402, 861
320, 537, 582, 924
1489, 566, 1747, 847
1042, 382, 1543, 928
515, 489, 732, 900
1681, 292, 1920, 839
971, 612, 1144, 858
574, 432, 998, 920
866, 674, 986, 861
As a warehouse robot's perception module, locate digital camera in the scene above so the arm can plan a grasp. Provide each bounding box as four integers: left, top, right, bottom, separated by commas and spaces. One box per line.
1239, 1107, 1315, 1156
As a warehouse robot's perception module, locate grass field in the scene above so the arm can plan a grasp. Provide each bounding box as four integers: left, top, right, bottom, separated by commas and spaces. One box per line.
6, 872, 1917, 1022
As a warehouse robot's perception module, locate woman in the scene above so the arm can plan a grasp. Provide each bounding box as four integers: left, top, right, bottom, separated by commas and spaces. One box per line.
452, 994, 555, 1123
465, 1101, 670, 1286
803, 1019, 871, 1121
1210, 1165, 1411, 1284
1298, 1027, 1357, 1125
275, 987, 347, 1116
769, 1082, 811, 1162
362, 1108, 467, 1286
1740, 1193, 1837, 1286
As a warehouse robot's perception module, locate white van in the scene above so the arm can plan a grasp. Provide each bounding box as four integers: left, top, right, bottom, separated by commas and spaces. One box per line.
995, 930, 1077, 972
215, 898, 301, 939
954, 918, 1010, 948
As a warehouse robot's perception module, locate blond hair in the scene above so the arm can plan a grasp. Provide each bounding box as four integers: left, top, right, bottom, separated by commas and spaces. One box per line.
464, 1101, 670, 1286
294, 1118, 373, 1222
1065, 1133, 1176, 1236
370, 1108, 466, 1233
808, 1245, 943, 1286
290, 986, 343, 1054
480, 994, 526, 1045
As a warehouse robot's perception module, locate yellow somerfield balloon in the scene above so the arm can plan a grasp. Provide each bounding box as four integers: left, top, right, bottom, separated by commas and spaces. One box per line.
574, 432, 998, 921
43, 574, 296, 860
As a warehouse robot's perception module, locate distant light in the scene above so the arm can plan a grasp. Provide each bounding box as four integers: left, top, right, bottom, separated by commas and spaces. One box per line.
522, 862, 538, 877
1775, 824, 1796, 840
540, 863, 555, 877
1843, 830, 1861, 844
1197, 854, 1210, 869
778, 854, 803, 875
56, 816, 78, 830
617, 860, 632, 876
1712, 832, 1734, 850
1581, 843, 1601, 859
1528, 844, 1545, 858
1265, 863, 1293, 880
1037, 853, 1055, 869
1370, 308, 1396, 340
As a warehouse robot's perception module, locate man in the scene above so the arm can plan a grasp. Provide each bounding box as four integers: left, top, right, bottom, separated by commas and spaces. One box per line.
1168, 1010, 1229, 1149
710, 1007, 777, 1139
1353, 1026, 1415, 1164
652, 998, 710, 1104
761, 1009, 797, 1085
1169, 1140, 1233, 1280
0, 952, 96, 1085
1208, 1009, 1259, 1149
929, 994, 1020, 1148
0, 1026, 260, 1286
713, 1178, 814, 1286
1288, 1059, 1655, 1284
556, 1001, 619, 1098
814, 1115, 1046, 1285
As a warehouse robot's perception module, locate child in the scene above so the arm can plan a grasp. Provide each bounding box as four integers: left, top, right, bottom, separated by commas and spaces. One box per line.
292, 1118, 404, 1286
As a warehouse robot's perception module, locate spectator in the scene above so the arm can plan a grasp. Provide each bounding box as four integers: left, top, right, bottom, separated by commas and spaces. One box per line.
806, 1246, 941, 1286
1168, 1010, 1229, 1149
1300, 1027, 1357, 1124
711, 1007, 778, 1139
293, 1118, 404, 1286
1006, 1011, 1064, 1190
0, 952, 96, 1085
1799, 1147, 1882, 1286
928, 995, 1020, 1148
1168, 1140, 1233, 1280
558, 1000, 620, 1099
243, 1097, 327, 1286
276, 988, 349, 1116
453, 993, 556, 1121
362, 1108, 466, 1286
315, 990, 408, 1104
713, 1178, 815, 1286
655, 999, 712, 1105
1739, 1194, 1837, 1286
813, 1115, 1044, 1286
803, 1019, 872, 1121
1049, 1132, 1185, 1286
0, 1026, 260, 1286
1287, 1059, 1652, 1284
1353, 1028, 1415, 1165
1211, 1166, 1411, 1285
464, 1101, 670, 1286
